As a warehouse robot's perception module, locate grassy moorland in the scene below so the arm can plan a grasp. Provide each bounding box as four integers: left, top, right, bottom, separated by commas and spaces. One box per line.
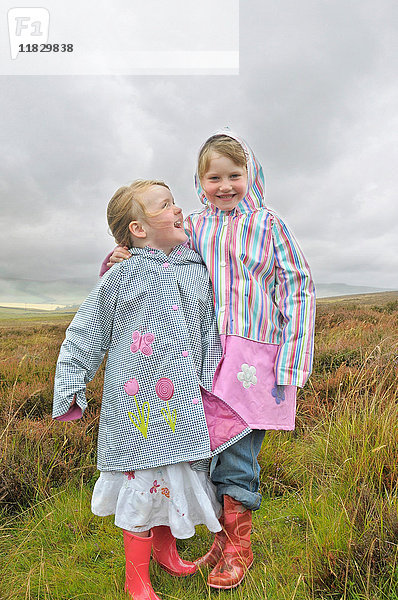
0, 293, 397, 600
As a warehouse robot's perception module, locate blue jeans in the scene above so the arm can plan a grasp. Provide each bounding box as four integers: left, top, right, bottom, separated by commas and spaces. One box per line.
210, 430, 266, 511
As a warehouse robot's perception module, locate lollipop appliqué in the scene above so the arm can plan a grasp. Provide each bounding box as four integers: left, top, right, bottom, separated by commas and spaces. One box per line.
156, 378, 177, 433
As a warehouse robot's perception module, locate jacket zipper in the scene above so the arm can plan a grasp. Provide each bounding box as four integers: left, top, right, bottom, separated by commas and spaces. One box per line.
220, 213, 232, 334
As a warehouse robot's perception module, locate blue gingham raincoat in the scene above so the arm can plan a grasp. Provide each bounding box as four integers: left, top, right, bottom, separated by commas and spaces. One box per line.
53, 245, 250, 471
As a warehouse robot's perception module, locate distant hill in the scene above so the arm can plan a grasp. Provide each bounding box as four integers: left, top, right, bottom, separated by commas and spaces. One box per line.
0, 305, 77, 322
1, 291, 397, 322
0, 276, 95, 306
317, 290, 398, 306
0, 276, 396, 305
0, 303, 79, 312
315, 283, 394, 298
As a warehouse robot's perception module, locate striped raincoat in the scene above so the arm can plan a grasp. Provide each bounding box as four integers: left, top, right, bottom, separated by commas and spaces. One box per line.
185, 131, 316, 430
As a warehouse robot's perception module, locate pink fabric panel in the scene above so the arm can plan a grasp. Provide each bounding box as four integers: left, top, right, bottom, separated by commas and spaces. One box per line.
99, 251, 113, 277
212, 335, 297, 430
54, 403, 82, 421
200, 387, 249, 451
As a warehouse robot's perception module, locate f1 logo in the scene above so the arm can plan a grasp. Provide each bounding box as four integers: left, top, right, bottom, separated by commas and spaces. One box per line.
8, 8, 50, 59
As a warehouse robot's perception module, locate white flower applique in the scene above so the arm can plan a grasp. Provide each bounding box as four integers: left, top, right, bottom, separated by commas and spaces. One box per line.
237, 364, 258, 389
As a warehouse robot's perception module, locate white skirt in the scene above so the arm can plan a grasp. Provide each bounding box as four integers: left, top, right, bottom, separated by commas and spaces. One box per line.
91, 462, 222, 539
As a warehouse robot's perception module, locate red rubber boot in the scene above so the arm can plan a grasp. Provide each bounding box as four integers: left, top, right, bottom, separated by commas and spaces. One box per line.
151, 525, 197, 576
123, 530, 161, 599
194, 515, 227, 569
207, 495, 254, 589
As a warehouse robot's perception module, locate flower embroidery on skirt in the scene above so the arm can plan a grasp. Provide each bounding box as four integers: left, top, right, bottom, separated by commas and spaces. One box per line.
150, 480, 160, 494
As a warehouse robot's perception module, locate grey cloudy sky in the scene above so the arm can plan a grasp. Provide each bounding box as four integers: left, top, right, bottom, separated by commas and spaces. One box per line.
1, 0, 397, 304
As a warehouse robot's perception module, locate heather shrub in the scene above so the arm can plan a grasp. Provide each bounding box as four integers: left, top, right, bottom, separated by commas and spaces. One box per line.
1, 295, 398, 598
0, 320, 103, 513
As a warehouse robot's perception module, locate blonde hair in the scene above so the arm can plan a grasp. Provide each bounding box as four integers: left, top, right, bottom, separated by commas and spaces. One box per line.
198, 135, 247, 180
107, 179, 170, 247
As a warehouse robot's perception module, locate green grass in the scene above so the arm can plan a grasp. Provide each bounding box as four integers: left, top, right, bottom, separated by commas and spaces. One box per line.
1, 292, 398, 599
0, 482, 309, 600
0, 306, 76, 322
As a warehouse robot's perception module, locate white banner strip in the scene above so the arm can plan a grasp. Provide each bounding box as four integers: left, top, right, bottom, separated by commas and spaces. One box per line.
1, 1, 239, 75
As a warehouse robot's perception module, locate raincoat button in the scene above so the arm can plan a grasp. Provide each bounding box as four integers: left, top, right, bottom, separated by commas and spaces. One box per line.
192, 398, 199, 405
182, 351, 189, 357
163, 262, 170, 268
220, 261, 226, 267
172, 304, 179, 311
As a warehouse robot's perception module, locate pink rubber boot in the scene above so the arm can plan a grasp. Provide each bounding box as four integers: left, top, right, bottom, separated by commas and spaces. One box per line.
194, 516, 227, 569
123, 530, 161, 599
151, 525, 197, 576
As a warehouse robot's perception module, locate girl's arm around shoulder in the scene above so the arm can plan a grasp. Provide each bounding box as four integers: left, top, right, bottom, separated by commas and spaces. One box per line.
52, 264, 124, 421
184, 210, 206, 253
270, 212, 316, 388
183, 214, 193, 239
99, 246, 131, 276
199, 274, 223, 391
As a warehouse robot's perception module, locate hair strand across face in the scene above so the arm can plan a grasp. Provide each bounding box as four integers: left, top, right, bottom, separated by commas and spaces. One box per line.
107, 180, 170, 247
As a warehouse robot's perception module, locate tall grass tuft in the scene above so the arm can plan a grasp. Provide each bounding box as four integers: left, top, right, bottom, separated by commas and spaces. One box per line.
1, 295, 398, 598
0, 321, 103, 512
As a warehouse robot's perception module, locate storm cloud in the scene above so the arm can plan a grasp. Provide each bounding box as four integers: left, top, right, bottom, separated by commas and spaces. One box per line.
1, 0, 397, 304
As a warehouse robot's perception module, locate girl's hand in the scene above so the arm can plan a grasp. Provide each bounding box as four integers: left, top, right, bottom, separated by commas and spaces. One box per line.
107, 246, 131, 267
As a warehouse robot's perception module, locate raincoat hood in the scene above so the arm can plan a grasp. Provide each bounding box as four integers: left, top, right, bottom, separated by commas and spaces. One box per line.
195, 129, 267, 214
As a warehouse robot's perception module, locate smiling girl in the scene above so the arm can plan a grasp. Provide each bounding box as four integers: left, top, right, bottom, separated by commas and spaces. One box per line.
103, 132, 316, 590
186, 132, 315, 588
53, 179, 250, 599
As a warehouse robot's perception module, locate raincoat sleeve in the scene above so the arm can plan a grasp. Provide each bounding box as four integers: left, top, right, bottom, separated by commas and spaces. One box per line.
99, 250, 113, 276
183, 216, 196, 250
199, 276, 223, 391
183, 216, 192, 236
52, 265, 122, 420
271, 215, 316, 387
